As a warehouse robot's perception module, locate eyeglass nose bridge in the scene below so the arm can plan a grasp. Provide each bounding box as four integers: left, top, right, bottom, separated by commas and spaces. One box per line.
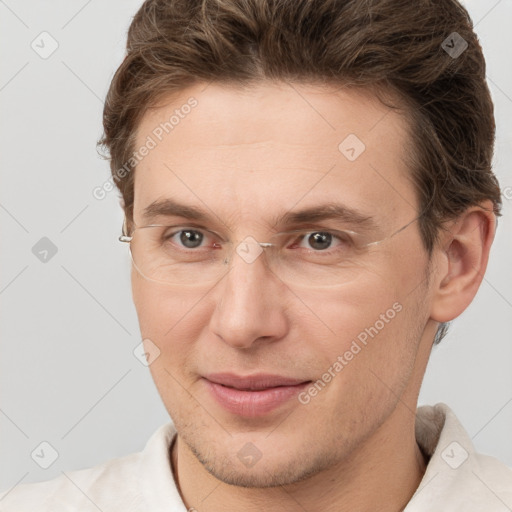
226, 236, 277, 266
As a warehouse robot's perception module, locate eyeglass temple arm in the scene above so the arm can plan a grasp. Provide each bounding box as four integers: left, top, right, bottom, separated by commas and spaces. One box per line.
119, 216, 132, 243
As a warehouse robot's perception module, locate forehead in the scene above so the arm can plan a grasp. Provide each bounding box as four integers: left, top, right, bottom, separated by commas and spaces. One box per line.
132, 81, 417, 229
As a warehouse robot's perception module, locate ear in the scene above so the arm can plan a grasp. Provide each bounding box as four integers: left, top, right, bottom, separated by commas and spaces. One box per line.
430, 200, 497, 323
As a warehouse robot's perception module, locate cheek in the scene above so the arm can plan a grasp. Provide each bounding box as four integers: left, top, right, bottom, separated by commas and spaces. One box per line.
308, 271, 402, 344
131, 274, 205, 362
132, 278, 208, 420
303, 261, 425, 398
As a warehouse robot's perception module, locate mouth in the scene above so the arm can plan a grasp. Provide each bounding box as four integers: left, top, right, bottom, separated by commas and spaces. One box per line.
202, 373, 312, 417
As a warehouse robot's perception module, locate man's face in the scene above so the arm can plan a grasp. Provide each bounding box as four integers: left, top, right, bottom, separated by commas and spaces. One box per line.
131, 81, 435, 487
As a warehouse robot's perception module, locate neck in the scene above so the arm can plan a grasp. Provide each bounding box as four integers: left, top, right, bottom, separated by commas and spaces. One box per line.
170, 403, 427, 512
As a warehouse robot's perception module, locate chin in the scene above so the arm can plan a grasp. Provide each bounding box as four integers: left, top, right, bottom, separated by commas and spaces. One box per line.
182, 428, 338, 489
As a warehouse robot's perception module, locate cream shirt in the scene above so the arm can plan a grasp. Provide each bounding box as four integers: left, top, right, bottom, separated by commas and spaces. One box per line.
1, 403, 511, 511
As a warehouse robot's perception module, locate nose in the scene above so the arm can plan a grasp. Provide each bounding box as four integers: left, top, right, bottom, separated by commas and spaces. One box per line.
208, 241, 289, 350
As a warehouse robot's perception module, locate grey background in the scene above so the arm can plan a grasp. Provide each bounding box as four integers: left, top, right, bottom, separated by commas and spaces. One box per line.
1, 0, 511, 490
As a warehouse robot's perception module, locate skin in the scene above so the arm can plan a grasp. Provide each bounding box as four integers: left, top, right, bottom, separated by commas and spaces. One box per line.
130, 81, 496, 512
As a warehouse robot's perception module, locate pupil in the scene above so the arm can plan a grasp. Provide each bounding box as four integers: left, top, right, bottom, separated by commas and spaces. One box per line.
308, 232, 331, 250
180, 230, 203, 248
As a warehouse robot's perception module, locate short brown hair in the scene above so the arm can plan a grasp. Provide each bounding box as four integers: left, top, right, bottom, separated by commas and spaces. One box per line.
98, 0, 502, 341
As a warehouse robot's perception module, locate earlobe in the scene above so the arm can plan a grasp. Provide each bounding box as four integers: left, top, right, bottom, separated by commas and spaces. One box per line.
430, 201, 496, 323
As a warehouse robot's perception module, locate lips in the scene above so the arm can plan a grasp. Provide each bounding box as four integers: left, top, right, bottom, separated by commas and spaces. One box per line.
202, 372, 311, 417
205, 372, 309, 390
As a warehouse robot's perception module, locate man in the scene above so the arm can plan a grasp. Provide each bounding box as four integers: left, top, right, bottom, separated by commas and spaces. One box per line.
1, 0, 510, 510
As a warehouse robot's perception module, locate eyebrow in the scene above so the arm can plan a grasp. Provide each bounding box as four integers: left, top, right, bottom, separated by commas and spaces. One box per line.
142, 198, 377, 231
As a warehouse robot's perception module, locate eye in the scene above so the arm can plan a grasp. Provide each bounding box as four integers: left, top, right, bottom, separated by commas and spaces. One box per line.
163, 228, 214, 250
295, 231, 351, 251
302, 232, 332, 251
178, 229, 203, 248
